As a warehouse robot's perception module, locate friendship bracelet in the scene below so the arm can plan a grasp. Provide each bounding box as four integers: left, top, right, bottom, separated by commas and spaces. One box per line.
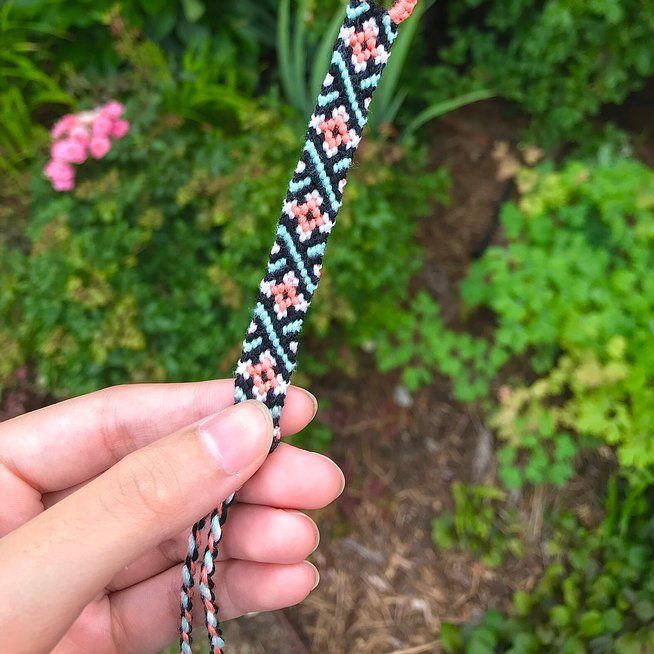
179, 1, 418, 651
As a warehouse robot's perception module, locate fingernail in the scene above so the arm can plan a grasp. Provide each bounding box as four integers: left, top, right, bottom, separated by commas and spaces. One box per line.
316, 453, 346, 497
297, 387, 318, 420
199, 401, 272, 475
287, 510, 320, 553
305, 561, 320, 590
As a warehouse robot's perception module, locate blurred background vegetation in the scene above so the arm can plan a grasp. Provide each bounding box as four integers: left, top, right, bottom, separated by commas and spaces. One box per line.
1, 0, 654, 652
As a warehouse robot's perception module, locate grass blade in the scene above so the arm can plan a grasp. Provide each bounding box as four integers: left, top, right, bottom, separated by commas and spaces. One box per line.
277, 0, 296, 109
402, 88, 497, 137
293, 0, 309, 114
309, 3, 345, 105
370, 0, 434, 129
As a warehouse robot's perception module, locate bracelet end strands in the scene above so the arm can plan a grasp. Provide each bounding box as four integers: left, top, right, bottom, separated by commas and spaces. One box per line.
387, 0, 418, 24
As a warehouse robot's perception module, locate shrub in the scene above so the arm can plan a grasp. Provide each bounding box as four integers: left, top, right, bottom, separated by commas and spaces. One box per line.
441, 481, 654, 653
0, 94, 447, 396
0, 5, 72, 173
5, 0, 277, 83
417, 0, 654, 143
1, 0, 277, 177
378, 157, 654, 487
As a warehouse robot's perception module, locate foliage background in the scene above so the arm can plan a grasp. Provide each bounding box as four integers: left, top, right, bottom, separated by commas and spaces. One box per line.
1, 0, 654, 651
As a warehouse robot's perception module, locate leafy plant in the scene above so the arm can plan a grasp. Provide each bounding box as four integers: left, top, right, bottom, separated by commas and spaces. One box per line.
0, 4, 72, 173
0, 87, 41, 174
160, 37, 257, 126
379, 157, 654, 487
0, 93, 445, 396
432, 483, 523, 568
6, 0, 278, 82
275, 0, 492, 136
493, 343, 626, 490
377, 290, 491, 402
96, 6, 258, 130
442, 481, 654, 653
276, 0, 344, 119
418, 0, 654, 143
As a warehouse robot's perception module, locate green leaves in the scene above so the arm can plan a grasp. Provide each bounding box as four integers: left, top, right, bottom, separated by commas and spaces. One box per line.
578, 610, 603, 637
440, 622, 463, 653
0, 4, 72, 174
443, 483, 654, 652
376, 291, 492, 400
277, 0, 344, 120
180, 0, 204, 22
490, 160, 654, 482
431, 483, 522, 568
2, 91, 445, 396
416, 0, 654, 143
383, 157, 654, 489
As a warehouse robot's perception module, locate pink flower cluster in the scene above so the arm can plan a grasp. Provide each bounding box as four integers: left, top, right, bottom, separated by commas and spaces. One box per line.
44, 101, 130, 191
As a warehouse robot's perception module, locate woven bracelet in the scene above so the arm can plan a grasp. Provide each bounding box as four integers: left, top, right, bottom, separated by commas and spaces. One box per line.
179, 1, 418, 652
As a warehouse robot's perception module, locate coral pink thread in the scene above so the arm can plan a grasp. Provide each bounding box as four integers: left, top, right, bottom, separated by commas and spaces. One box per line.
349, 24, 378, 64
319, 108, 351, 151
290, 191, 331, 240
388, 0, 417, 24
183, 2, 416, 652
246, 352, 280, 399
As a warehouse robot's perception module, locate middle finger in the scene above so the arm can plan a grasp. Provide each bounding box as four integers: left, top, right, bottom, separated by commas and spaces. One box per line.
107, 503, 320, 592
237, 443, 345, 508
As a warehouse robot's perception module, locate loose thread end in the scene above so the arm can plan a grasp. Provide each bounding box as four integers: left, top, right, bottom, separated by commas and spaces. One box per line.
388, 0, 418, 24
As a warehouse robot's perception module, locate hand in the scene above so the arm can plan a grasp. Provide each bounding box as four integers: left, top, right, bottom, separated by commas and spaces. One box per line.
0, 380, 344, 654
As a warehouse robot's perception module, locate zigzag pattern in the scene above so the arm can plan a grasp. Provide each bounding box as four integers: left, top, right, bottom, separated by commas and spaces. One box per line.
180, 1, 413, 652
234, 0, 398, 441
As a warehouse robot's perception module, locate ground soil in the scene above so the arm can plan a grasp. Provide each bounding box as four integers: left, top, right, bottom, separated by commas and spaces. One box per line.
225, 101, 545, 653
0, 101, 558, 653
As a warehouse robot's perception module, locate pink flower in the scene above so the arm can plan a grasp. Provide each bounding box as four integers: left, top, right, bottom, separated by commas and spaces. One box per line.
51, 138, 87, 164
110, 119, 130, 139
101, 101, 125, 120
44, 159, 74, 181
89, 137, 111, 159
50, 114, 77, 139
69, 124, 90, 143
91, 114, 113, 138
44, 160, 75, 190
46, 100, 129, 191
52, 176, 75, 192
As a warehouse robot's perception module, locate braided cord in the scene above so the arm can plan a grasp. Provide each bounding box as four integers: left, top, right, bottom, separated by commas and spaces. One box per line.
179, 517, 205, 654
198, 493, 234, 653
178, 1, 416, 651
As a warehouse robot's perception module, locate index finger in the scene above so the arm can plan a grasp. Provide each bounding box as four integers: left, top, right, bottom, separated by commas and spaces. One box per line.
0, 380, 317, 493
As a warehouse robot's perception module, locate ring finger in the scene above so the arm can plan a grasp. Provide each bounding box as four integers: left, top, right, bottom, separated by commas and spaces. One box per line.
107, 504, 320, 592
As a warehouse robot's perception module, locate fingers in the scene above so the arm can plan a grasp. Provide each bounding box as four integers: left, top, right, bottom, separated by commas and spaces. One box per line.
44, 443, 345, 513
0, 401, 274, 652
238, 443, 345, 509
0, 463, 41, 537
107, 505, 320, 592
105, 443, 345, 592
0, 380, 317, 493
110, 560, 319, 654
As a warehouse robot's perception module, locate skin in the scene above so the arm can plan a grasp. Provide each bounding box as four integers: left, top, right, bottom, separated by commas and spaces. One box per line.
0, 380, 344, 654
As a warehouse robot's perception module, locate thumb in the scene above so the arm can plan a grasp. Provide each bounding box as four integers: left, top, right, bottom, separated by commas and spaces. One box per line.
0, 400, 272, 651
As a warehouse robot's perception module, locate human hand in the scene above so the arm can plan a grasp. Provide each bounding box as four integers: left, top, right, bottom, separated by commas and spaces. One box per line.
0, 380, 344, 653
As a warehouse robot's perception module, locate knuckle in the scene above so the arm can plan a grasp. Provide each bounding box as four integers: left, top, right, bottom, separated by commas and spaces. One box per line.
111, 449, 182, 519
93, 384, 129, 411
92, 385, 135, 465
158, 532, 187, 565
